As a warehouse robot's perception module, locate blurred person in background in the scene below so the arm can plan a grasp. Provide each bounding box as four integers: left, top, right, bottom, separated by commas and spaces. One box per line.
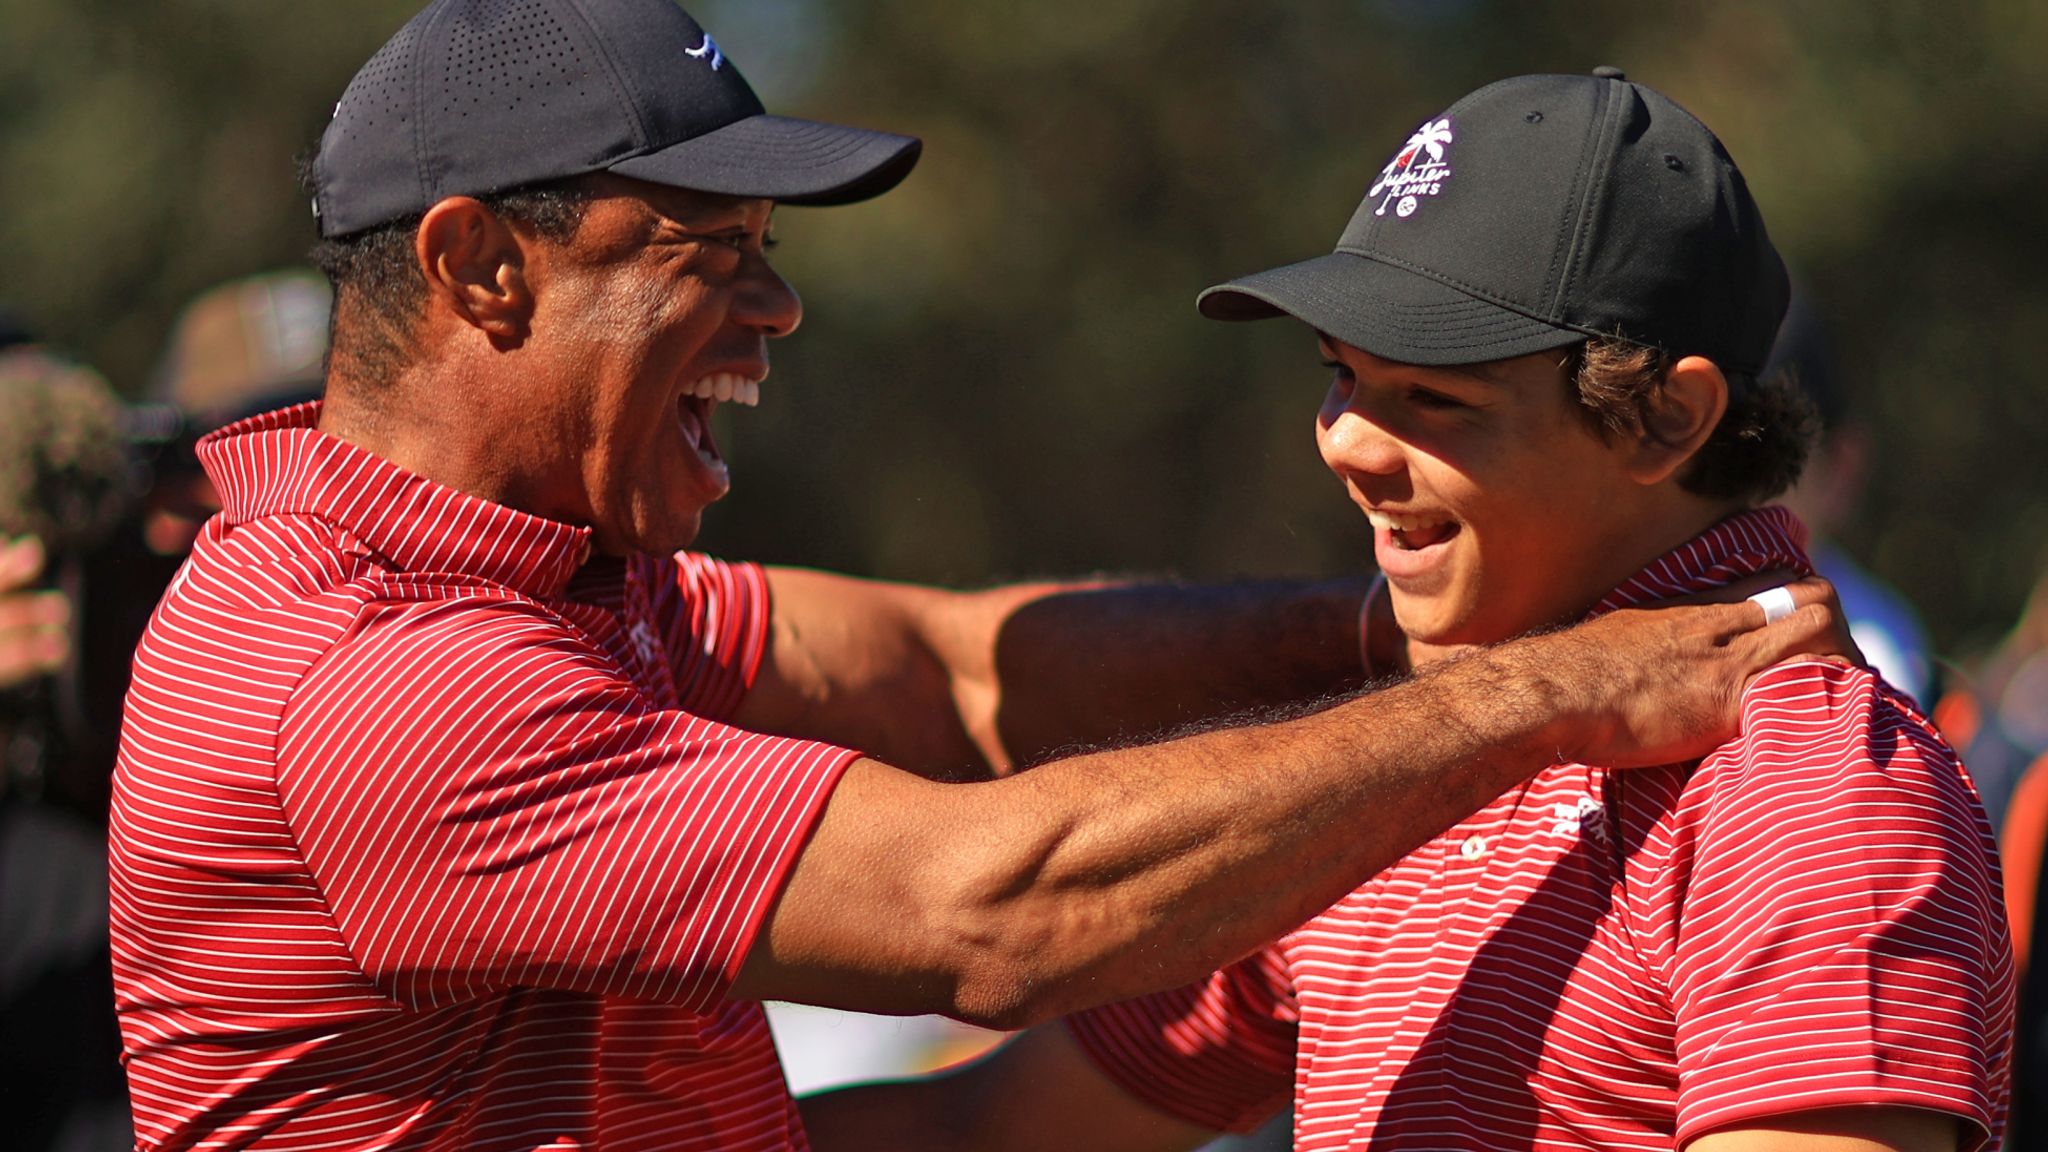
137, 270, 331, 558
1769, 289, 1936, 709
0, 337, 140, 1152
0, 274, 328, 1151
1950, 565, 2048, 1152
104, 5, 1851, 1150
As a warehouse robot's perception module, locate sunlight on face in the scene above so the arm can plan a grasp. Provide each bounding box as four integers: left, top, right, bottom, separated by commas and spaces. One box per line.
1313, 338, 1655, 652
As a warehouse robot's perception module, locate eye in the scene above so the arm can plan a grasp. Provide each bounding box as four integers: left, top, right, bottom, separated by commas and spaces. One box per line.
1320, 358, 1354, 380
1406, 386, 1468, 411
703, 229, 777, 254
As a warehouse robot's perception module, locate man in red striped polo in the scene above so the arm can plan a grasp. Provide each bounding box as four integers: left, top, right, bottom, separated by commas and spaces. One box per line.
108, 10, 1853, 1151
799, 73, 2012, 1152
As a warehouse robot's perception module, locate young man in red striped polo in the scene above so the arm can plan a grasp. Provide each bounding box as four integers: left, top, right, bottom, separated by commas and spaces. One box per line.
801, 71, 2012, 1152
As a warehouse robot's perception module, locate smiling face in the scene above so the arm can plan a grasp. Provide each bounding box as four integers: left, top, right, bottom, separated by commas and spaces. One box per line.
1315, 337, 1718, 655
520, 175, 798, 555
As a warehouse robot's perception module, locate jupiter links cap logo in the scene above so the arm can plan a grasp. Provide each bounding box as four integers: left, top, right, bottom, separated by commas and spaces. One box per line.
1370, 118, 1454, 218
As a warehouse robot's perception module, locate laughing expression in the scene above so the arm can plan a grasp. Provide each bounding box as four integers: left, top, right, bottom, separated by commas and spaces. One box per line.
525, 175, 798, 556
1315, 337, 1670, 652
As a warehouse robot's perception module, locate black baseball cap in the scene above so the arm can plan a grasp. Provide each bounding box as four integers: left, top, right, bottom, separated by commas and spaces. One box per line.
1199, 69, 1788, 376
312, 0, 922, 238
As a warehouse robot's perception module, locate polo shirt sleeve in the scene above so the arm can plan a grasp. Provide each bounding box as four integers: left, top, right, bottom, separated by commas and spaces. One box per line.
275, 593, 859, 1014
1658, 662, 2014, 1149
657, 551, 773, 721
1063, 945, 1298, 1134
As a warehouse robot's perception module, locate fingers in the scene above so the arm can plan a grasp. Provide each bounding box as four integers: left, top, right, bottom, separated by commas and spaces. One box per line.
1740, 576, 1862, 665
1734, 605, 1865, 689
0, 586, 71, 690
0, 535, 70, 687
0, 535, 48, 594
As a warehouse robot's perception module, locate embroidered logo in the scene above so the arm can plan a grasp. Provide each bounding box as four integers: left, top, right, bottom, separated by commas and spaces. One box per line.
631, 619, 662, 666
1370, 117, 1454, 219
686, 33, 724, 71
1550, 798, 1608, 845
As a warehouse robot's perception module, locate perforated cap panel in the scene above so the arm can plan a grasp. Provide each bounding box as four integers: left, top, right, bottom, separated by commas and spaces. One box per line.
314, 8, 434, 232
313, 0, 916, 237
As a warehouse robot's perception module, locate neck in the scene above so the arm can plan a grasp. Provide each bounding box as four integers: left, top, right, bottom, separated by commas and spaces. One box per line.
319, 358, 580, 526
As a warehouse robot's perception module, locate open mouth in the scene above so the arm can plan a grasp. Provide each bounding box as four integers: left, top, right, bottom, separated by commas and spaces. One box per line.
674, 373, 762, 479
1366, 508, 1460, 551
676, 395, 724, 470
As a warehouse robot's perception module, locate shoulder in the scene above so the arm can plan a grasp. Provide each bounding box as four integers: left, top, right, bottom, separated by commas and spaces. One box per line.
1706, 660, 1970, 801
1661, 660, 2002, 925
1622, 659, 1998, 911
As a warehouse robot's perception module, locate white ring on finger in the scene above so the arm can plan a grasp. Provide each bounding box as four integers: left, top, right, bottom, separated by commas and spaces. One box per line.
1746, 584, 1797, 625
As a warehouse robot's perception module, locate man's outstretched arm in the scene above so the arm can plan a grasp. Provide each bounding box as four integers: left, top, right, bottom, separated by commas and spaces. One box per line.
732, 583, 1846, 1026
736, 567, 1369, 778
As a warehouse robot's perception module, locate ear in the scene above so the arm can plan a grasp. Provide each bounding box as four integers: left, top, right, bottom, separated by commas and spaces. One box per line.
415, 197, 534, 348
1623, 355, 1728, 486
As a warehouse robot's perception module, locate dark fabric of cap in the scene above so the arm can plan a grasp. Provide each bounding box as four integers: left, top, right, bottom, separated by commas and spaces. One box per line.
1199, 70, 1789, 376
313, 0, 921, 237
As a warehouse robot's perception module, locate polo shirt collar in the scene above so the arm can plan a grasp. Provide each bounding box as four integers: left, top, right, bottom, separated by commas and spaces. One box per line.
1590, 505, 1813, 619
197, 401, 594, 599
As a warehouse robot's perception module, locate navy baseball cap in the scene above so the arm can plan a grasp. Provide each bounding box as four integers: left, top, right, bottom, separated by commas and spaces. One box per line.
1199, 69, 1788, 376
312, 0, 922, 238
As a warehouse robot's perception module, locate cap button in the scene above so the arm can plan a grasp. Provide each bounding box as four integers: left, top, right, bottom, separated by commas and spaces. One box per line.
1591, 65, 1627, 80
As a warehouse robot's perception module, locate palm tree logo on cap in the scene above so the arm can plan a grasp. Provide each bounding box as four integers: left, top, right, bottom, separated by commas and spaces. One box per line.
1370, 118, 1454, 218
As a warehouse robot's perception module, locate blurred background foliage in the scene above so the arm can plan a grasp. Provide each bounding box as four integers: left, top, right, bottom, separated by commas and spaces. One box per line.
3, 0, 2046, 661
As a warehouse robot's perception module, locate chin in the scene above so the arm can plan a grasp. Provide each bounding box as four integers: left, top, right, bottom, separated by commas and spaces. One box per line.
1392, 593, 1469, 643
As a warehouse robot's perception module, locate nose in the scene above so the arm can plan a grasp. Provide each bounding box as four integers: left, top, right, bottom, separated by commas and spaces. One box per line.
1317, 376, 1406, 480
735, 255, 802, 338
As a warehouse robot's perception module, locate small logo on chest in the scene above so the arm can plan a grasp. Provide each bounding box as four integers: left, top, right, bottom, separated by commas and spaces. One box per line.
1550, 797, 1608, 845
630, 619, 662, 665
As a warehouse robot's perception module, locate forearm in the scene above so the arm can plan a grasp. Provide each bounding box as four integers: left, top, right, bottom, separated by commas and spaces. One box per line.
745, 631, 1576, 1025
746, 567, 1367, 779
953, 634, 1578, 1020
971, 577, 1369, 768
738, 583, 1843, 1022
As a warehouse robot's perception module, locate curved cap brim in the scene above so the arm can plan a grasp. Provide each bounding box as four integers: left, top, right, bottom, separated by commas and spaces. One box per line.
1197, 252, 1586, 366
608, 114, 922, 206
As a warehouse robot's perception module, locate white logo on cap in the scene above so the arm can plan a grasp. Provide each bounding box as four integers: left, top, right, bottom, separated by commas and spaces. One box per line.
1370, 118, 1454, 218
687, 33, 724, 71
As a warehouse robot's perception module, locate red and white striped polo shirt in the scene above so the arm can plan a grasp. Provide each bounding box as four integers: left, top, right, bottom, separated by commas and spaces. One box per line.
1070, 507, 2013, 1151
109, 404, 860, 1152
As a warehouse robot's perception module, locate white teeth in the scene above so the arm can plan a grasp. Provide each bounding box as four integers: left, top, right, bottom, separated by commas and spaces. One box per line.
683, 372, 762, 407
1366, 509, 1449, 533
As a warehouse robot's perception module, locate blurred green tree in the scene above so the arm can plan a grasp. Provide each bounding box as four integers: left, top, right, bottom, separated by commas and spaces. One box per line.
2, 0, 2043, 664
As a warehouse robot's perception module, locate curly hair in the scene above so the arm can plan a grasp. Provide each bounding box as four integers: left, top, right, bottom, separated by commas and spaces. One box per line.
303, 169, 595, 385
1564, 337, 1818, 506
